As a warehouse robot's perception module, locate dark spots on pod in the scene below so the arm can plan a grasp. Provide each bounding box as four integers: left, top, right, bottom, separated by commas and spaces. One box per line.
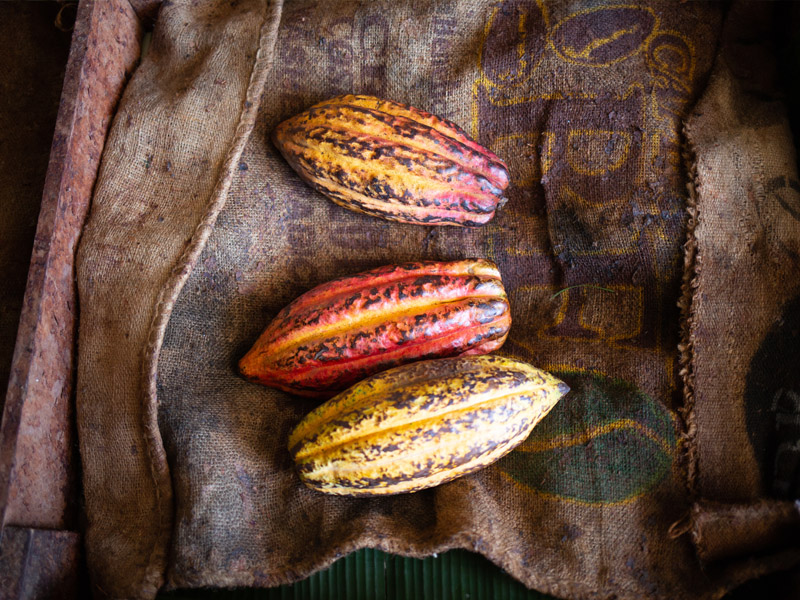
345, 471, 420, 487
296, 460, 317, 475
474, 279, 502, 292
412, 275, 445, 288
363, 296, 382, 309
475, 300, 508, 323
460, 198, 496, 215
318, 105, 478, 160
373, 323, 388, 338
313, 344, 329, 361
467, 333, 486, 346
327, 418, 354, 431
261, 263, 516, 398
282, 103, 509, 195
295, 346, 309, 364
397, 328, 414, 344
328, 189, 485, 225
329, 166, 349, 186
296, 156, 325, 179
366, 179, 395, 200
304, 311, 322, 326
414, 213, 478, 225
399, 263, 421, 271
457, 440, 502, 465
478, 176, 503, 195
437, 164, 460, 177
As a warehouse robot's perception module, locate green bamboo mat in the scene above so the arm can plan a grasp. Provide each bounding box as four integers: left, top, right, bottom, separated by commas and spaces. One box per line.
160, 549, 555, 600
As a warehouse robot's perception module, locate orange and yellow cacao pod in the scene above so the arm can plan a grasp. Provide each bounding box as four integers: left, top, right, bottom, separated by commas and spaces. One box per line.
288, 355, 569, 496
272, 95, 510, 226
239, 259, 510, 398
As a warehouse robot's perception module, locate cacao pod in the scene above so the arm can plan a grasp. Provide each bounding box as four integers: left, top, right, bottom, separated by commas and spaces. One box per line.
288, 355, 570, 496
239, 259, 511, 398
272, 95, 510, 226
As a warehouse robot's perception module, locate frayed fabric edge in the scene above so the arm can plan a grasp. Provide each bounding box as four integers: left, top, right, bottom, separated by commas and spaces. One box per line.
676, 127, 701, 501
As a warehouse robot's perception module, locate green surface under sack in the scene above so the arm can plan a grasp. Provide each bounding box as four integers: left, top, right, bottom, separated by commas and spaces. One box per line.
160, 549, 552, 600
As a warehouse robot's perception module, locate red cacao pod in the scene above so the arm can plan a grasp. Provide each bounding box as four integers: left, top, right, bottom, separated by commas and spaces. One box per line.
239, 259, 511, 397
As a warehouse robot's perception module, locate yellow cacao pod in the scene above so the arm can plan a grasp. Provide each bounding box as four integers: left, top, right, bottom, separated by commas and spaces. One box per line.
288, 355, 569, 496
272, 95, 510, 226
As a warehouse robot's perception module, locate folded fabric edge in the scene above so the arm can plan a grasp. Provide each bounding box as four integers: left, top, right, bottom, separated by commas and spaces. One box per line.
136, 1, 285, 596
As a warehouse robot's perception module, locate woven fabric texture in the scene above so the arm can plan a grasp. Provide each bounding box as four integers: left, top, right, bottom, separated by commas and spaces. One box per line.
76, 1, 800, 598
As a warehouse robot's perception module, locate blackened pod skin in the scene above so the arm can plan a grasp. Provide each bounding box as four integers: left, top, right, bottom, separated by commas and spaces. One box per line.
272, 95, 510, 226
288, 355, 570, 496
238, 259, 511, 398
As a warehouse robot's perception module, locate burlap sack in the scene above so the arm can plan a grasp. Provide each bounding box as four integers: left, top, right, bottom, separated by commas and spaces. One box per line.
76, 1, 800, 598
678, 0, 800, 566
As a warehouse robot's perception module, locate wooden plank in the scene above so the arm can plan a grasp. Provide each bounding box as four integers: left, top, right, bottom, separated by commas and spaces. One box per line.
0, 527, 81, 600
0, 3, 143, 596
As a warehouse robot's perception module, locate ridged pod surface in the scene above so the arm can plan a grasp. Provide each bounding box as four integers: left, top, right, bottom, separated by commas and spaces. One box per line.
272, 95, 510, 226
288, 355, 570, 496
239, 259, 511, 398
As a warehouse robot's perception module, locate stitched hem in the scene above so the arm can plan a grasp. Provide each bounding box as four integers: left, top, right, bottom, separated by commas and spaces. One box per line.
677, 128, 700, 501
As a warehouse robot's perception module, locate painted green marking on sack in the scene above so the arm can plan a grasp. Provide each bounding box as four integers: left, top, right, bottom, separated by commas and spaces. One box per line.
497, 371, 678, 505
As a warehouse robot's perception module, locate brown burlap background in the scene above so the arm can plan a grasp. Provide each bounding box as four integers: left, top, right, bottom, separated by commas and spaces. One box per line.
76, 1, 800, 598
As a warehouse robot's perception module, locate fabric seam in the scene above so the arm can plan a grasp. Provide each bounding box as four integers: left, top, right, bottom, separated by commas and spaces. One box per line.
677, 128, 700, 500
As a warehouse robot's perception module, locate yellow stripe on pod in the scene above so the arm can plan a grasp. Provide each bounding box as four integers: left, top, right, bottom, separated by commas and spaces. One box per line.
288, 355, 570, 496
